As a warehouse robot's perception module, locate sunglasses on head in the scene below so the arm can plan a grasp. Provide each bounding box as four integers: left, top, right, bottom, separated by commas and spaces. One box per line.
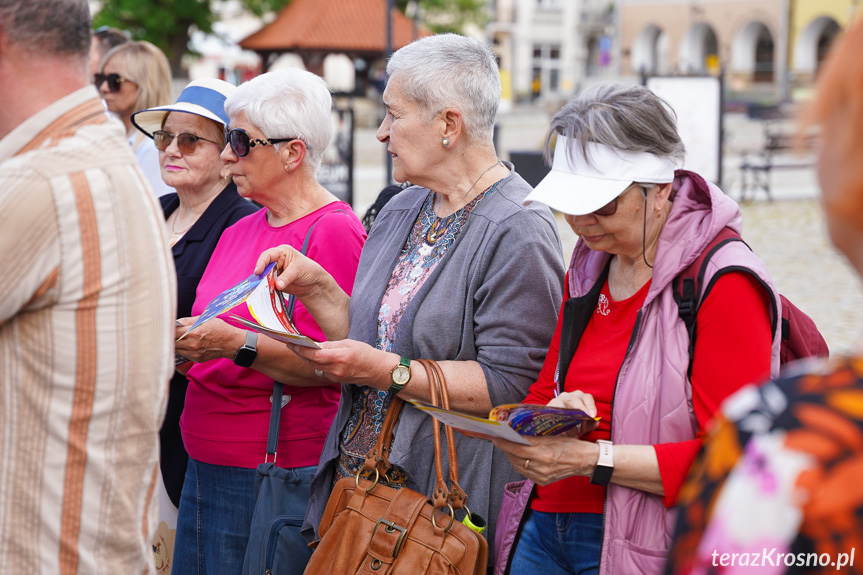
153, 130, 221, 155
94, 72, 134, 93
225, 127, 297, 158
590, 183, 649, 217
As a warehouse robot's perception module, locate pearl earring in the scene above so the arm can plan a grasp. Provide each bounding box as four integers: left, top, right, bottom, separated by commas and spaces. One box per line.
442, 137, 450, 147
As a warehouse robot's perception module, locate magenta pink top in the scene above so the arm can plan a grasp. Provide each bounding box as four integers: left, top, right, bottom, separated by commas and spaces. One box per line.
181, 202, 367, 469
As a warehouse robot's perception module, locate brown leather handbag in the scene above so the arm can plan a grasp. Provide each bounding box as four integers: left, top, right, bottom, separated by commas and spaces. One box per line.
304, 359, 488, 575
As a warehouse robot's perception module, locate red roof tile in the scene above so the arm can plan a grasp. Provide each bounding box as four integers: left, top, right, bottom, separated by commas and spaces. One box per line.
240, 0, 429, 55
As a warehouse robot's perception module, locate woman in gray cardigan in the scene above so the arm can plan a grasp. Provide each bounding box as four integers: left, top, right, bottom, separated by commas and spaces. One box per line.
255, 33, 565, 562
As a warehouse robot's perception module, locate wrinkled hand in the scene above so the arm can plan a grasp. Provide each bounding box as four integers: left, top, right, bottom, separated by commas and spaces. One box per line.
175, 317, 243, 365
547, 390, 600, 437
548, 390, 596, 413
288, 339, 392, 390
492, 435, 598, 486
254, 244, 328, 297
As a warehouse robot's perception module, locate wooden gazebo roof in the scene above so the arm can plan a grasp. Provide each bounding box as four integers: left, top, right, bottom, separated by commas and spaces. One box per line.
240, 0, 429, 72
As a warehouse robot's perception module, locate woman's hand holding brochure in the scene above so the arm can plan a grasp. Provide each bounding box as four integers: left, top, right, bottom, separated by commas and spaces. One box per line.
407, 399, 600, 445
176, 262, 320, 349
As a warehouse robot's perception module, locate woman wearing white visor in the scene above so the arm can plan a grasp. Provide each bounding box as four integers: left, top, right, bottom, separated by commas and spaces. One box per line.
492, 83, 782, 575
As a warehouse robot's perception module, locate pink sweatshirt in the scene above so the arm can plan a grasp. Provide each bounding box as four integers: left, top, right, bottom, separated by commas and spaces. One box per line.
181, 202, 366, 469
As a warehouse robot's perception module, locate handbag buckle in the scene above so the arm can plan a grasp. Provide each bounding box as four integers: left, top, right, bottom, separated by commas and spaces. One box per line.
372, 518, 407, 558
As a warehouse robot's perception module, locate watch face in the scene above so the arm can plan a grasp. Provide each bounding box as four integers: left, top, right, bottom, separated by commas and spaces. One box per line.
234, 346, 257, 368
392, 365, 410, 385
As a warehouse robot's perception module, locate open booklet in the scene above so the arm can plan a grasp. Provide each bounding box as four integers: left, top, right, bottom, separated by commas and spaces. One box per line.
406, 401, 599, 445
178, 262, 320, 349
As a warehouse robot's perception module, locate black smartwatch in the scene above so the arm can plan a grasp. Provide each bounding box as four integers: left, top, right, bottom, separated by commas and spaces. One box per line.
589, 439, 614, 486
233, 331, 258, 368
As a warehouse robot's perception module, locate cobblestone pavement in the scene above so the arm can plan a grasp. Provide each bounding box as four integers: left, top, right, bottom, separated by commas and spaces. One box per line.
352, 116, 862, 357
738, 200, 862, 356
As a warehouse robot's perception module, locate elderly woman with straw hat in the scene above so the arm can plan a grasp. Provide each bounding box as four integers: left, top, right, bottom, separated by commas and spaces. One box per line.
131, 78, 258, 514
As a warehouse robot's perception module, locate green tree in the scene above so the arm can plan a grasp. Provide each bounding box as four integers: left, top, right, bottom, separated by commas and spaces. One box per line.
395, 0, 488, 35
92, 0, 291, 76
93, 0, 487, 77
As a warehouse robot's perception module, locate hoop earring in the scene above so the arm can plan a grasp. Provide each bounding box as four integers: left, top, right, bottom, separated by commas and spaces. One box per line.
441, 137, 450, 148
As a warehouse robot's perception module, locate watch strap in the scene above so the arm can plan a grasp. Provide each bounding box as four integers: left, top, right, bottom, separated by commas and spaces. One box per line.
233, 330, 258, 367
388, 356, 411, 394
590, 439, 614, 486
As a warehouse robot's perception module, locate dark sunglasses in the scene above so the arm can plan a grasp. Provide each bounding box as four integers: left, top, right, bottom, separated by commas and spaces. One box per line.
94, 72, 134, 93
225, 127, 297, 158
591, 183, 649, 217
153, 130, 221, 155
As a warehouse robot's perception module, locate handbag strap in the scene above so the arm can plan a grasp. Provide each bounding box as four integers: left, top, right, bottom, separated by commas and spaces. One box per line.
265, 209, 346, 462
418, 359, 466, 511
360, 359, 469, 513
362, 394, 405, 478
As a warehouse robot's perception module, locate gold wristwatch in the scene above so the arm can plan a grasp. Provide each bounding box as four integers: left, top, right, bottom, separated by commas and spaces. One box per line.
388, 356, 411, 394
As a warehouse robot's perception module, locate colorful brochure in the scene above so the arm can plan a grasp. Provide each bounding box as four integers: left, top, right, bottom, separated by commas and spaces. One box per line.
178, 263, 319, 349
407, 401, 599, 445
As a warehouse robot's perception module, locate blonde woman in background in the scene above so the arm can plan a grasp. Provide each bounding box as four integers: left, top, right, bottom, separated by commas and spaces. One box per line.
96, 40, 173, 196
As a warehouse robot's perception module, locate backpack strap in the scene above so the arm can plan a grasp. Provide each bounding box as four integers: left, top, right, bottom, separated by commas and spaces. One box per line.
557, 260, 611, 392
673, 227, 749, 379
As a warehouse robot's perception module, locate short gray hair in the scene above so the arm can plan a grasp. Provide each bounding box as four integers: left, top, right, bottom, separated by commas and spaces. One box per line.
546, 83, 685, 167
387, 33, 500, 144
225, 68, 333, 171
0, 0, 90, 57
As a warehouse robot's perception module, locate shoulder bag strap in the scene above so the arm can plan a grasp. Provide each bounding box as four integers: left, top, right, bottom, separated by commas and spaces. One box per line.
417, 358, 467, 512
363, 395, 405, 479
266, 208, 347, 462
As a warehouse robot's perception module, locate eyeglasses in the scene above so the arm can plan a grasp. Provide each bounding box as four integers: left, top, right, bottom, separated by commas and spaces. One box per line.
94, 72, 134, 93
590, 183, 648, 217
153, 130, 221, 155
225, 127, 297, 158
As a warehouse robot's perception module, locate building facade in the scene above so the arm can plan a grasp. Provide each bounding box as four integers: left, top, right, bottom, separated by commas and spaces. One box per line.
488, 0, 617, 106
621, 0, 859, 100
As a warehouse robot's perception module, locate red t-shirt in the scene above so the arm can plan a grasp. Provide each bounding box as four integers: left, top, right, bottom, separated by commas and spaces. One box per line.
524, 270, 772, 513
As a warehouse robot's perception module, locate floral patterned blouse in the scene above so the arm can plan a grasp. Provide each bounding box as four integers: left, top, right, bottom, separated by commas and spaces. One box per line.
666, 356, 863, 575
334, 181, 502, 485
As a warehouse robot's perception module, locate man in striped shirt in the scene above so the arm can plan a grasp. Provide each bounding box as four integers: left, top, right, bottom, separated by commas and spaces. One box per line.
0, 1, 176, 573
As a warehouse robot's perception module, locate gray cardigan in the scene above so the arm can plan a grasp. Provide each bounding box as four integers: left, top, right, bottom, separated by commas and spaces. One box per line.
302, 165, 565, 562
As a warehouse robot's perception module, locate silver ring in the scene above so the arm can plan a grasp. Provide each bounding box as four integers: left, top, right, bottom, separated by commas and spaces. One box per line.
523, 459, 530, 470
314, 369, 324, 378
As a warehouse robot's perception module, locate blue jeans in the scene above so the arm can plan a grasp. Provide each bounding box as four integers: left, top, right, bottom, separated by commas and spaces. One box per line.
510, 509, 603, 575
172, 459, 257, 575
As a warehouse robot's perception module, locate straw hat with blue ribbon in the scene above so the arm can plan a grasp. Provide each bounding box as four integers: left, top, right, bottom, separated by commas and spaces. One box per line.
131, 77, 235, 138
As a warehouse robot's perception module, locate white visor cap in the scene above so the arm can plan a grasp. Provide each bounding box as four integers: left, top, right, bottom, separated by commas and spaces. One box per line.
522, 135, 679, 215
